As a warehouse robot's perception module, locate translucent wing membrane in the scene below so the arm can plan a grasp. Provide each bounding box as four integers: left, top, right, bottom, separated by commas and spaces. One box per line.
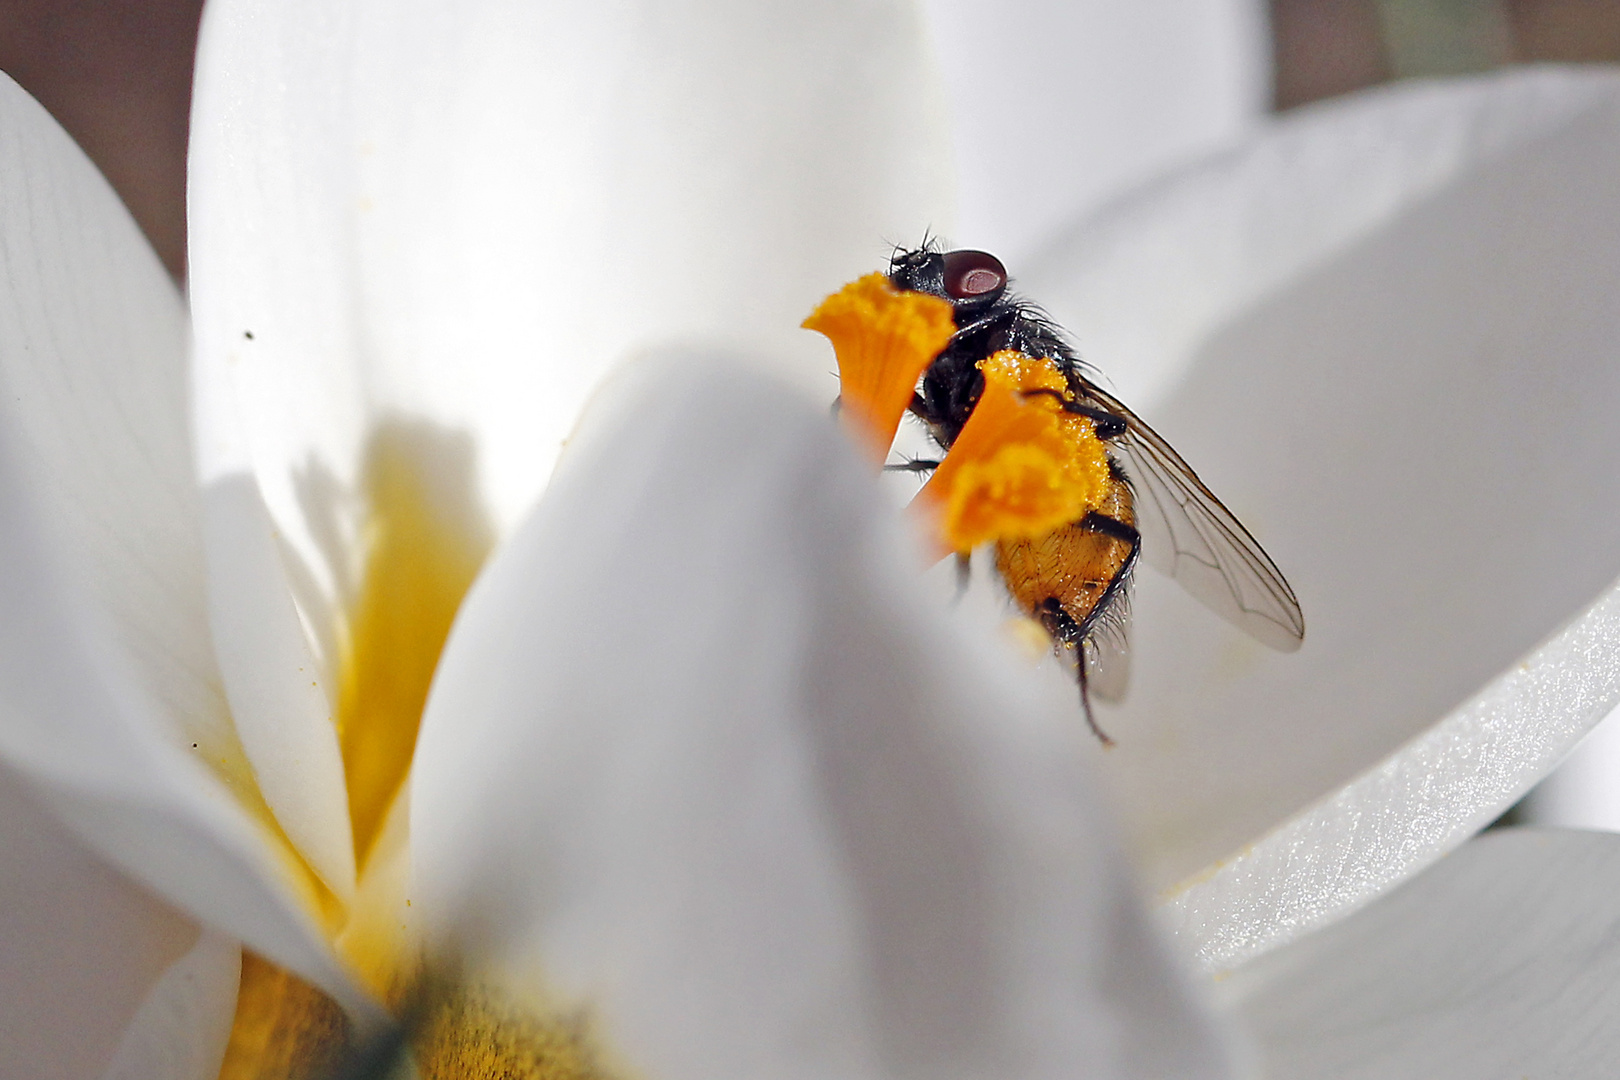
1074, 377, 1306, 652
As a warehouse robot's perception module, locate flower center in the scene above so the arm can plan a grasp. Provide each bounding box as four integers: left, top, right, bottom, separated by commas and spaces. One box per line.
217, 958, 620, 1080
218, 955, 351, 1079
217, 421, 618, 1077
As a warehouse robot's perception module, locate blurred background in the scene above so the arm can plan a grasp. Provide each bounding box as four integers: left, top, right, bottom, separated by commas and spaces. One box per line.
6, 0, 1620, 279
1, 0, 1617, 826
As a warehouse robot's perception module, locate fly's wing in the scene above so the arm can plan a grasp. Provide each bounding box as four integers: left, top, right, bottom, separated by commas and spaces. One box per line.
1075, 377, 1305, 651
1083, 612, 1131, 702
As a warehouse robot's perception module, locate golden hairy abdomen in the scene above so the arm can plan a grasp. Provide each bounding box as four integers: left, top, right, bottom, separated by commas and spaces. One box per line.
995, 479, 1134, 635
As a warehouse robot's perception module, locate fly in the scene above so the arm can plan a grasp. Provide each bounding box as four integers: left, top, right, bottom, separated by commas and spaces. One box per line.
807, 243, 1305, 743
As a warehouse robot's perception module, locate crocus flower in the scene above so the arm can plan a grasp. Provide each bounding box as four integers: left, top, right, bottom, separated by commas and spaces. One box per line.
4, 1, 1620, 1078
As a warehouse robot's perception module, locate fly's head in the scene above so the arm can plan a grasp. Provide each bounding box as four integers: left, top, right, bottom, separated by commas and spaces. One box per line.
889, 246, 1008, 324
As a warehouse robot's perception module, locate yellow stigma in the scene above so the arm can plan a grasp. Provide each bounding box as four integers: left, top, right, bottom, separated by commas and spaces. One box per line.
803, 272, 955, 462
337, 424, 492, 874
918, 350, 1112, 554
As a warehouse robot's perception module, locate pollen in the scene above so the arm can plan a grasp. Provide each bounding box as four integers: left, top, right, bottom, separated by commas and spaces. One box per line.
918, 350, 1111, 554
413, 981, 621, 1080
218, 954, 351, 1080
218, 956, 625, 1080
803, 272, 955, 462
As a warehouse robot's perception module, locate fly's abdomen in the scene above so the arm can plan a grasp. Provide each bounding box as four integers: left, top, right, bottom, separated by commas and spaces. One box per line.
995, 481, 1136, 644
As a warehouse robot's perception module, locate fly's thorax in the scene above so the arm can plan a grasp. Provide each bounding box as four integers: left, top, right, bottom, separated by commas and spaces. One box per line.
920, 347, 985, 446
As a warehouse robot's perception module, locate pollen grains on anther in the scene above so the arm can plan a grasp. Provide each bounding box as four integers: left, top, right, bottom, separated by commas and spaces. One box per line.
917, 351, 1112, 555
803, 272, 956, 463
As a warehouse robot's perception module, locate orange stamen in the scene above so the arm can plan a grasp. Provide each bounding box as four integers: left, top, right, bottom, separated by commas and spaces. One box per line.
803, 273, 956, 462
915, 351, 1112, 555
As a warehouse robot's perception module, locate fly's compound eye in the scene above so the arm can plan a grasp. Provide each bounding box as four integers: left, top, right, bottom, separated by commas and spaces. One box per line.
942, 249, 1007, 306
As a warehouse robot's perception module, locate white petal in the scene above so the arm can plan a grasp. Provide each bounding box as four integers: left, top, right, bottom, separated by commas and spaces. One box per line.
187, 0, 954, 599
1016, 69, 1620, 958
0, 73, 232, 812
0, 763, 197, 1080
1168, 591, 1620, 970
0, 74, 370, 1012
0, 427, 376, 1020
203, 476, 356, 901
920, 0, 1268, 260
414, 355, 1236, 1080
1220, 828, 1620, 1079
1025, 68, 1620, 410
102, 931, 241, 1080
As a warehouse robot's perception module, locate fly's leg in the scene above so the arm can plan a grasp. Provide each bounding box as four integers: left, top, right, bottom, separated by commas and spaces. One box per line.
1061, 402, 1127, 441
881, 388, 948, 479
1018, 389, 1127, 441
1077, 510, 1140, 552
954, 551, 971, 603
1075, 512, 1143, 625
1037, 598, 1115, 746
1075, 640, 1115, 747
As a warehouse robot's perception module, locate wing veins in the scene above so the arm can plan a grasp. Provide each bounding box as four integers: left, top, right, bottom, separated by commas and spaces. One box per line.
1071, 376, 1305, 650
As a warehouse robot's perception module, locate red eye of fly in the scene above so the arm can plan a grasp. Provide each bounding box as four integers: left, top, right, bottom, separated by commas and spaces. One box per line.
942, 250, 1006, 301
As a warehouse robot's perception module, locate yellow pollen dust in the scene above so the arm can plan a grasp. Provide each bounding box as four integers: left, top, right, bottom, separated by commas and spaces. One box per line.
412, 980, 622, 1080
218, 956, 626, 1080
918, 350, 1112, 554
803, 272, 955, 463
218, 954, 351, 1080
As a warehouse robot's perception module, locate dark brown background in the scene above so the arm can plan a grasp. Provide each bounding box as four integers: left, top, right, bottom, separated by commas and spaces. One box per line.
1, 0, 1616, 283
